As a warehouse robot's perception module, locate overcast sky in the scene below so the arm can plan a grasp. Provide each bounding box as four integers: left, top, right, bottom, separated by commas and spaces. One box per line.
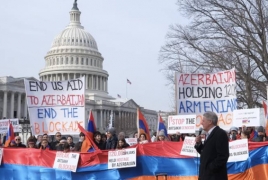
0, 0, 187, 112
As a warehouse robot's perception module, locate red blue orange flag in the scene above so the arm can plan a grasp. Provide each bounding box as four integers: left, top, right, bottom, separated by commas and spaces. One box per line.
4, 120, 15, 147
87, 110, 96, 140
157, 114, 169, 138
137, 108, 151, 142
263, 101, 268, 134
77, 122, 98, 152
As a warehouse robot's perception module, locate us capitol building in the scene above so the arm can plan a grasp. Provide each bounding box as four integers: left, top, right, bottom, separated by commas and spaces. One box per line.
0, 1, 157, 136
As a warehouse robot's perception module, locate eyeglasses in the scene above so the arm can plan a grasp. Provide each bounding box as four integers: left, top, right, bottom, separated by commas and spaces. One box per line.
15, 139, 21, 141
56, 135, 61, 137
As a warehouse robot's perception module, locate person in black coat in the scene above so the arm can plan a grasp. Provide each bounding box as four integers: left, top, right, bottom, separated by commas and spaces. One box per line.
105, 127, 118, 150
195, 111, 229, 180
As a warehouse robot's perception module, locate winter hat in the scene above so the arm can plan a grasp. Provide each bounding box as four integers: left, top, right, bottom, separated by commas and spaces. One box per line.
107, 127, 116, 135
158, 130, 165, 136
230, 127, 238, 132
257, 126, 265, 133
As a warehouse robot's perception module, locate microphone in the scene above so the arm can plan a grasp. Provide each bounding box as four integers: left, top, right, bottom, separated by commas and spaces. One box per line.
198, 127, 203, 136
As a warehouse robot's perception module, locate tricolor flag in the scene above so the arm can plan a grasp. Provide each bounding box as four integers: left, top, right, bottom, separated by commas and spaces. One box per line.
87, 110, 96, 140
127, 79, 132, 84
117, 94, 121, 98
77, 122, 98, 152
4, 120, 15, 147
137, 108, 151, 142
263, 101, 268, 134
157, 114, 168, 138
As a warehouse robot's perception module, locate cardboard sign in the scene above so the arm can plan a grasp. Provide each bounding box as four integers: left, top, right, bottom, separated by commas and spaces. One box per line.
180, 137, 199, 157
53, 152, 80, 172
24, 77, 85, 135
0, 148, 3, 165
233, 108, 260, 127
0, 119, 21, 133
125, 138, 137, 146
176, 68, 237, 130
108, 148, 136, 169
228, 139, 249, 162
167, 115, 196, 134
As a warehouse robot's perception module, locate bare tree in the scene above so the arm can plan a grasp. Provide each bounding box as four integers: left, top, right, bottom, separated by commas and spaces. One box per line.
159, 0, 268, 108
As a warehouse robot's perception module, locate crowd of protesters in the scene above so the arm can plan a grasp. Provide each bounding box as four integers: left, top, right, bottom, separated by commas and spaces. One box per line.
1, 125, 266, 152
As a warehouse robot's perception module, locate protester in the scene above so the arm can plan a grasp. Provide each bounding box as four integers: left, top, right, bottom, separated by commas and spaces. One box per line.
106, 127, 118, 150
116, 139, 130, 149
56, 137, 67, 151
27, 137, 37, 148
151, 132, 157, 142
9, 136, 26, 148
195, 111, 229, 180
156, 130, 166, 141
118, 132, 126, 140
229, 126, 240, 141
252, 126, 266, 142
139, 133, 148, 144
93, 131, 106, 150
36, 135, 43, 146
67, 135, 75, 150
240, 130, 250, 139
101, 133, 107, 142
38, 134, 51, 148
170, 132, 181, 142
74, 132, 85, 152
63, 143, 71, 153
40, 139, 50, 150
51, 132, 61, 150
244, 126, 258, 141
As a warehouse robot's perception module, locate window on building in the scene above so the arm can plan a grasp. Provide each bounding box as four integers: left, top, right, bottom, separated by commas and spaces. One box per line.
86, 58, 88, 65
66, 57, 69, 64
76, 58, 78, 64
90, 59, 93, 66
81, 58, 84, 65
71, 57, 73, 64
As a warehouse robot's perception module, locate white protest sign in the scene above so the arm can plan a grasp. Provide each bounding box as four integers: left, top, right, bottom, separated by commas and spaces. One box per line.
125, 138, 137, 146
0, 148, 3, 165
176, 69, 237, 130
228, 139, 249, 162
0, 119, 21, 133
53, 152, 80, 172
167, 115, 196, 134
180, 137, 199, 157
108, 148, 136, 169
233, 108, 260, 127
24, 77, 85, 135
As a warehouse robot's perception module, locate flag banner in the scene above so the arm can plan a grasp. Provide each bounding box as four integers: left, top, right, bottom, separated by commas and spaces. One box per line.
0, 119, 21, 133
158, 115, 168, 137
24, 77, 85, 135
108, 148, 137, 169
53, 152, 80, 172
87, 110, 96, 140
4, 122, 14, 147
117, 94, 121, 98
127, 79, 131, 84
176, 68, 237, 130
167, 115, 196, 134
137, 109, 151, 141
1, 142, 268, 180
233, 108, 261, 127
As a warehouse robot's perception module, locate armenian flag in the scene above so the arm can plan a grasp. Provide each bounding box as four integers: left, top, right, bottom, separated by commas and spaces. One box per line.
4, 120, 14, 147
137, 108, 151, 142
87, 110, 96, 140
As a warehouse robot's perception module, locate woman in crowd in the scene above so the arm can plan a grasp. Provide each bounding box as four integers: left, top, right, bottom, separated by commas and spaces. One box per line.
74, 132, 85, 152
40, 139, 50, 150
67, 135, 75, 150
139, 133, 148, 144
27, 137, 37, 148
94, 131, 106, 150
116, 139, 130, 149
156, 130, 167, 141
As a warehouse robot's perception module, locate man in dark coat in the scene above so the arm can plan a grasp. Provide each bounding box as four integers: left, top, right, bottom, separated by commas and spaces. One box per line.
105, 127, 118, 150
195, 111, 229, 180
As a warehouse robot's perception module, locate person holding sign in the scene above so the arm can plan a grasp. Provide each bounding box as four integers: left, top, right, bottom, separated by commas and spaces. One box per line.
194, 111, 229, 180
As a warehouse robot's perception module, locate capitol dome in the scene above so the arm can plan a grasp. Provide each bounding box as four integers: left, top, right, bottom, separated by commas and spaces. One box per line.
39, 1, 111, 100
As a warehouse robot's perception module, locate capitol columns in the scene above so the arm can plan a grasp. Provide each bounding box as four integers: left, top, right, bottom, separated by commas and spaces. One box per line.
24, 94, 28, 119
17, 93, 21, 119
3, 91, 7, 118
10, 92, 14, 118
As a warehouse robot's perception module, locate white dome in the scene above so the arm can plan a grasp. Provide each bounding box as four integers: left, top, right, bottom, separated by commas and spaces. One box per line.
51, 27, 98, 50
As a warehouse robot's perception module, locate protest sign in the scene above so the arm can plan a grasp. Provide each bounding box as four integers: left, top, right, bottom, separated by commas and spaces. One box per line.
125, 138, 137, 146
176, 68, 237, 130
24, 77, 85, 135
228, 139, 249, 162
167, 115, 196, 134
0, 119, 21, 133
53, 152, 80, 172
233, 108, 260, 127
0, 148, 3, 165
108, 148, 136, 169
180, 137, 199, 157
